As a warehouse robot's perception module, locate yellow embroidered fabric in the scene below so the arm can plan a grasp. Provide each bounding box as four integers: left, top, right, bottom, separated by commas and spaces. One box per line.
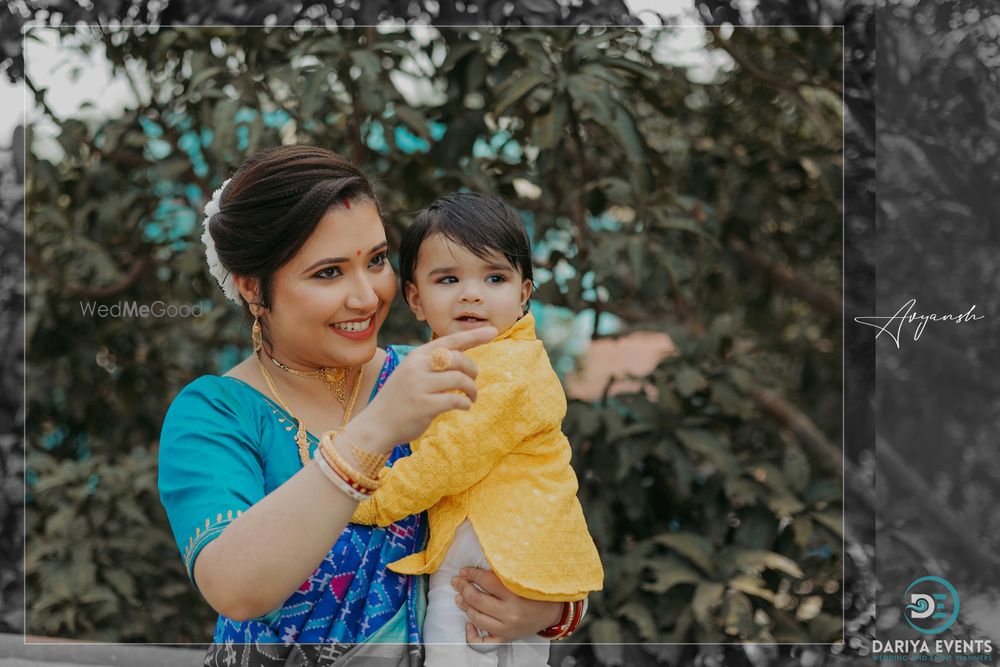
351, 313, 603, 601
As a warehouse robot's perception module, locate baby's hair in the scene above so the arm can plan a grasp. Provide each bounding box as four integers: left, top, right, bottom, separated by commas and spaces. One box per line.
400, 192, 533, 305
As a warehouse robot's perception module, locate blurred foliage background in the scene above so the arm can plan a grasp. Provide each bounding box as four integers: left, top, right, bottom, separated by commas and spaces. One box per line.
0, 0, 899, 665
869, 0, 1000, 657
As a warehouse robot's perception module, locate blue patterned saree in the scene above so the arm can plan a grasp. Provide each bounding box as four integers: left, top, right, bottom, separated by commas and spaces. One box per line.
158, 347, 425, 664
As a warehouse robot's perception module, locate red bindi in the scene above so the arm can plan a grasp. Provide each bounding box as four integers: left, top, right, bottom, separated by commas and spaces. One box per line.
342, 198, 351, 209
355, 249, 362, 256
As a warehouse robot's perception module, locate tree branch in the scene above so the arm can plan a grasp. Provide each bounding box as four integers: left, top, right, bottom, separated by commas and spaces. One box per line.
727, 237, 841, 316
707, 27, 839, 142
27, 249, 148, 298
748, 386, 842, 480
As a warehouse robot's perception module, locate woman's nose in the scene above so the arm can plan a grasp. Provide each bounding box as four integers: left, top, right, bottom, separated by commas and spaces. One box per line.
346, 275, 379, 311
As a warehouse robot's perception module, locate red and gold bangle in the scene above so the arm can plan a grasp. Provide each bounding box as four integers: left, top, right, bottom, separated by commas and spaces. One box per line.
313, 450, 370, 502
318, 431, 380, 490
538, 599, 587, 640
324, 451, 373, 495
538, 602, 572, 639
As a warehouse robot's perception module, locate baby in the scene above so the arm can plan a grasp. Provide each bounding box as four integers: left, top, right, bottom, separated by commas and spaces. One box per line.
352, 193, 603, 666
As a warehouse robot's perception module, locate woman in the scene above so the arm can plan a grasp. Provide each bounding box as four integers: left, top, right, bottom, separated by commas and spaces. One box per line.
157, 146, 580, 666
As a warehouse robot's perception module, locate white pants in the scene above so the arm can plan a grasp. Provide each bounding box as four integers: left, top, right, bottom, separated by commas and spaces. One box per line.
423, 520, 550, 667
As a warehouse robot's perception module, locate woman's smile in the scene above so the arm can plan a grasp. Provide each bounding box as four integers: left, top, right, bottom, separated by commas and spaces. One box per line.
329, 314, 377, 339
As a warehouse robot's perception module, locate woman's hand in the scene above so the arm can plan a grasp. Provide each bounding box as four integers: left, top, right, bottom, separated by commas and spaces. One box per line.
451, 568, 565, 644
357, 327, 497, 451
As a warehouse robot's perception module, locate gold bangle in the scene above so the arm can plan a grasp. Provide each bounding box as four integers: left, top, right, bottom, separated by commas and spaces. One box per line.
318, 441, 379, 493
319, 431, 381, 490
335, 428, 390, 479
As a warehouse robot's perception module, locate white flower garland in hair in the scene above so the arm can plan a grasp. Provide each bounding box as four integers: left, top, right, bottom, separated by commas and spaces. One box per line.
200, 178, 243, 304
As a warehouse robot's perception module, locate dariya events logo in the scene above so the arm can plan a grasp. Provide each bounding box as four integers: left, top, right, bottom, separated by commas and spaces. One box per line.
872, 576, 993, 662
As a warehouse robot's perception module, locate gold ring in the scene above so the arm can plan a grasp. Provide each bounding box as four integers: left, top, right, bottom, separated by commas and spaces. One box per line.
429, 348, 452, 372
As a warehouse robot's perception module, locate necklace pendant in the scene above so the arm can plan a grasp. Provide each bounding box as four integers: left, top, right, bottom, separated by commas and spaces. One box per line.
295, 424, 310, 465
322, 367, 349, 405
322, 367, 345, 384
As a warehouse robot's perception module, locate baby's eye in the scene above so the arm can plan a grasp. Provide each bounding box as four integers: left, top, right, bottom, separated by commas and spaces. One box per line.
369, 252, 388, 269
437, 275, 458, 284
315, 266, 343, 279
486, 274, 507, 284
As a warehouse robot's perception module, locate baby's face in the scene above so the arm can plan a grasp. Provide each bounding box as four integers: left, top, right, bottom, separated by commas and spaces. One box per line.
405, 234, 532, 337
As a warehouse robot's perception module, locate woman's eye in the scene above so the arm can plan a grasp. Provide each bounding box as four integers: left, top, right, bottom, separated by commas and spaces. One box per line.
369, 252, 388, 269
315, 266, 343, 279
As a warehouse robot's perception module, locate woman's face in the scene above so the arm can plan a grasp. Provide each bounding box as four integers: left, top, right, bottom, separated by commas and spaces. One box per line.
262, 200, 396, 369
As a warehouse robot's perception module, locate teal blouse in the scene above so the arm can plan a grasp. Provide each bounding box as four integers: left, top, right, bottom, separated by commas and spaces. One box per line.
158, 346, 427, 645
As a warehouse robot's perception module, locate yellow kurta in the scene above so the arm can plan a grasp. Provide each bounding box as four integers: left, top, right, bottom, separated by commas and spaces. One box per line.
351, 313, 603, 601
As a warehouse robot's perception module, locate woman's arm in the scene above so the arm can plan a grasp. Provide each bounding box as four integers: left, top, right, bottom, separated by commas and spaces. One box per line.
193, 416, 382, 620
449, 568, 572, 643
192, 328, 495, 621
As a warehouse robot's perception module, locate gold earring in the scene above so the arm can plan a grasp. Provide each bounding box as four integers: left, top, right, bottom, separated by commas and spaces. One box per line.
250, 305, 263, 354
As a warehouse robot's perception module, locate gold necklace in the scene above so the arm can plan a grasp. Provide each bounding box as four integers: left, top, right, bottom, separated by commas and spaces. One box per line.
256, 353, 366, 466
270, 356, 354, 406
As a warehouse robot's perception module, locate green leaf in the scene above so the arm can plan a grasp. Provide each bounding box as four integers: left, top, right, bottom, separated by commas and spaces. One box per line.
808, 612, 843, 642
440, 41, 480, 72
78, 586, 118, 605
791, 517, 813, 548
691, 582, 725, 627
724, 474, 760, 508
674, 366, 708, 397
601, 56, 661, 82
727, 574, 776, 603
589, 617, 624, 643
566, 73, 614, 126
721, 590, 755, 637
782, 440, 811, 493
116, 501, 151, 526
532, 99, 567, 150
676, 429, 738, 476
811, 511, 843, 538
649, 532, 714, 574
298, 68, 329, 119
651, 209, 720, 245
494, 71, 550, 116
394, 105, 431, 140
641, 556, 704, 593
188, 66, 225, 92
45, 506, 78, 537
350, 49, 381, 77
765, 492, 806, 517
618, 601, 657, 640
726, 548, 804, 579
104, 570, 138, 603
710, 380, 751, 418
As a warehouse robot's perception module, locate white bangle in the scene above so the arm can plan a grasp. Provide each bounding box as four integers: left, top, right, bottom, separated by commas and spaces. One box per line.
314, 453, 371, 502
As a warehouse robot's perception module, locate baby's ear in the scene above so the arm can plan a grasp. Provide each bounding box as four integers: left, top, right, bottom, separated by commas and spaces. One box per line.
520, 278, 533, 313
404, 282, 426, 321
